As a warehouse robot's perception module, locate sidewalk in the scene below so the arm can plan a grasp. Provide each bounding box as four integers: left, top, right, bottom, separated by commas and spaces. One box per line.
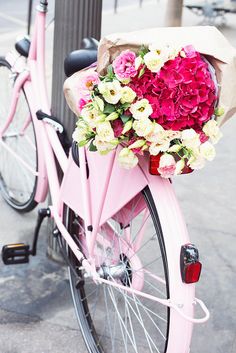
0, 1, 236, 352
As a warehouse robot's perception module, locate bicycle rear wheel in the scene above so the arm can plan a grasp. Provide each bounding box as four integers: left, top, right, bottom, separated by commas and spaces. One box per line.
0, 58, 38, 212
64, 186, 170, 353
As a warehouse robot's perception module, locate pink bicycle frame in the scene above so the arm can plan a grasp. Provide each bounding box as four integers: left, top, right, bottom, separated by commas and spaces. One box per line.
1, 3, 210, 352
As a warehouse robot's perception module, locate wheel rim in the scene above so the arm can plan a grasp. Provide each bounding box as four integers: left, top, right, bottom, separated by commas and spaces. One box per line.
66, 189, 170, 353
0, 62, 37, 208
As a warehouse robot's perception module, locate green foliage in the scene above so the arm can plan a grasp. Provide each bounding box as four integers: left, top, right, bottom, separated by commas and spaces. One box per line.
89, 139, 97, 152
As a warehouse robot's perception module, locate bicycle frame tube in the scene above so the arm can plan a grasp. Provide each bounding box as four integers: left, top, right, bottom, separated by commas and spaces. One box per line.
27, 4, 68, 204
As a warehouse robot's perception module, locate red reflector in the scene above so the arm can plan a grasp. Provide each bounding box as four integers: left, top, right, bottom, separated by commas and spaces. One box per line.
149, 154, 162, 175
184, 262, 202, 284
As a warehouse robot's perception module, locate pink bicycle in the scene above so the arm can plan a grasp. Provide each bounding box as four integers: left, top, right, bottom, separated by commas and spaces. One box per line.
0, 1, 210, 352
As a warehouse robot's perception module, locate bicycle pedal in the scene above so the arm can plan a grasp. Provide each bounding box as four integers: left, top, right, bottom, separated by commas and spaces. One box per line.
1, 243, 31, 265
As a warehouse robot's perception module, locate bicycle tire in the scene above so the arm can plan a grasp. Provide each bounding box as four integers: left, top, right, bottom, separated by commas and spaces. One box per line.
63, 186, 171, 353
0, 57, 38, 212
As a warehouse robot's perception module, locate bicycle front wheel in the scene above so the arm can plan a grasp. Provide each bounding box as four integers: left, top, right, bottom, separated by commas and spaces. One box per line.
0, 57, 38, 212
64, 186, 170, 353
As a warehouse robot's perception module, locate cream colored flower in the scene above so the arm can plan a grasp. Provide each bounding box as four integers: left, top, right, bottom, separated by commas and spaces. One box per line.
98, 80, 122, 104
200, 141, 216, 161
122, 120, 133, 134
143, 51, 165, 73
168, 144, 182, 153
120, 86, 136, 104
72, 126, 88, 144
181, 129, 201, 149
93, 96, 105, 112
118, 148, 138, 169
130, 99, 153, 120
133, 118, 154, 137
203, 120, 223, 144
167, 45, 181, 60
128, 139, 146, 149
149, 143, 161, 156
146, 123, 164, 143
175, 159, 185, 175
135, 56, 143, 70
105, 112, 119, 121
96, 121, 115, 142
94, 136, 118, 155
81, 106, 105, 128
188, 151, 205, 170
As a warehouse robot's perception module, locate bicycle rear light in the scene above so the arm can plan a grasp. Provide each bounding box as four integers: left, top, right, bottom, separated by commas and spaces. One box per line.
180, 244, 202, 284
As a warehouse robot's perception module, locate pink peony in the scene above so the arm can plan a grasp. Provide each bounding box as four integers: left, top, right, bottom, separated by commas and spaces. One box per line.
113, 50, 137, 79
157, 154, 176, 178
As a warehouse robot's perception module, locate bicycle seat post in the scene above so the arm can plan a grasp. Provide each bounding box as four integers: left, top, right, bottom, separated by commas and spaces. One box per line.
37, 0, 48, 13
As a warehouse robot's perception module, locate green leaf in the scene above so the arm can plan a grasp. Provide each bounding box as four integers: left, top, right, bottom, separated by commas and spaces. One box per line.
88, 139, 97, 152
78, 140, 89, 147
138, 45, 149, 58
120, 102, 131, 111
107, 64, 114, 76
121, 114, 130, 123
138, 66, 146, 78
103, 104, 116, 114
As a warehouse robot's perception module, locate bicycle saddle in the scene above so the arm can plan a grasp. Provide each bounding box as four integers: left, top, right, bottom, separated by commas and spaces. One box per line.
64, 37, 98, 77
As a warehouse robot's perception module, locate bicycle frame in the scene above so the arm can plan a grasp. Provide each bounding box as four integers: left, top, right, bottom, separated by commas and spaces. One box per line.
0, 1, 210, 352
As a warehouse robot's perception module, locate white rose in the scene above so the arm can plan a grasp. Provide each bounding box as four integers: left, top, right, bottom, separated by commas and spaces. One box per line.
81, 107, 105, 128
94, 136, 118, 155
203, 120, 223, 144
72, 126, 88, 144
181, 129, 201, 149
175, 159, 185, 175
96, 121, 115, 142
200, 141, 216, 161
149, 143, 161, 156
188, 151, 205, 170
167, 45, 181, 60
146, 123, 164, 143
120, 86, 136, 104
130, 99, 153, 120
98, 80, 122, 104
143, 51, 165, 73
118, 148, 138, 169
157, 153, 176, 178
133, 118, 154, 137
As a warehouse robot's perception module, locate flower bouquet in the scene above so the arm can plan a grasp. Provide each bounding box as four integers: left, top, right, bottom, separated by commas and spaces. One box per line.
71, 41, 224, 178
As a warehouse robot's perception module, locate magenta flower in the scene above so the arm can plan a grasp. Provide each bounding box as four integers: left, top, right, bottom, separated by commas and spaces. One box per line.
113, 50, 137, 79
128, 48, 217, 131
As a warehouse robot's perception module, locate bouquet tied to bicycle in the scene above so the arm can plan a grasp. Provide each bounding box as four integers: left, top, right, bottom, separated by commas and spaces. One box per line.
64, 26, 236, 178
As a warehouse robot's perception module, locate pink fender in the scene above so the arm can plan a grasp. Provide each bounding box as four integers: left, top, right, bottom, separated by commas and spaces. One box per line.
139, 156, 195, 353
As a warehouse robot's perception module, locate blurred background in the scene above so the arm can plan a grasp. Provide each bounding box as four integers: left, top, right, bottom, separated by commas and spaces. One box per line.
0, 1, 235, 353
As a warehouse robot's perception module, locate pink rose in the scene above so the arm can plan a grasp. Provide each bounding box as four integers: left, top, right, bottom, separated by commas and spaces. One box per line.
113, 50, 137, 79
75, 71, 100, 112
77, 72, 100, 93
158, 154, 176, 178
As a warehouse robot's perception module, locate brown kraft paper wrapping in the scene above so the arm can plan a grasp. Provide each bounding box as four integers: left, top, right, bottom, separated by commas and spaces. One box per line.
64, 26, 236, 126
